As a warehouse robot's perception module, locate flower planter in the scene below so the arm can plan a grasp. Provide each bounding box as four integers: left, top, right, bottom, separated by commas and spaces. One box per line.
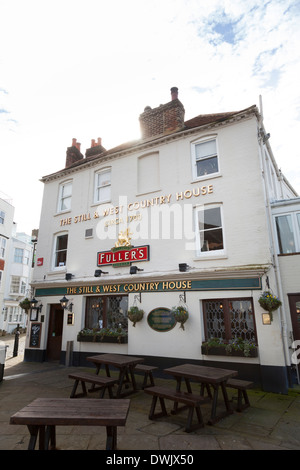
201, 345, 258, 357
77, 334, 128, 344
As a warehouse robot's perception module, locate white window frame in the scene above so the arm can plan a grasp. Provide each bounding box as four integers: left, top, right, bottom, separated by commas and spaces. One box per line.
0, 211, 5, 224
194, 204, 226, 258
274, 212, 300, 254
14, 248, 24, 263
94, 168, 111, 204
57, 180, 72, 213
52, 232, 68, 270
191, 136, 220, 181
0, 237, 6, 259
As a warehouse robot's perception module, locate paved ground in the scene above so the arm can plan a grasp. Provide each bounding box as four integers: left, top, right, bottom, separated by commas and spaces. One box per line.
1, 334, 300, 452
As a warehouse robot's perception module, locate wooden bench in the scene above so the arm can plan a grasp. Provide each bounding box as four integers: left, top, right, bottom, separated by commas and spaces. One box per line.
68, 372, 118, 398
144, 385, 205, 432
226, 378, 253, 412
134, 364, 158, 388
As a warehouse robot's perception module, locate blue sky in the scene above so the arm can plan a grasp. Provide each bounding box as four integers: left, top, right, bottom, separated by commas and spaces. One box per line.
1, 0, 300, 233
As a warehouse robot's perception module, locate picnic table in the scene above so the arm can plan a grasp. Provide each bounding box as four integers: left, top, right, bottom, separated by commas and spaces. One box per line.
164, 363, 238, 424
87, 353, 144, 397
10, 397, 130, 450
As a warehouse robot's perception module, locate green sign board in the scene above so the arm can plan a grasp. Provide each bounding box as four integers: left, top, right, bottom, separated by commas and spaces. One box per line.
35, 277, 262, 297
147, 308, 176, 332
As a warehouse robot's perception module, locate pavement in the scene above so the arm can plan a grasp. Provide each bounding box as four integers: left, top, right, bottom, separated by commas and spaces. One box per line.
1, 333, 300, 452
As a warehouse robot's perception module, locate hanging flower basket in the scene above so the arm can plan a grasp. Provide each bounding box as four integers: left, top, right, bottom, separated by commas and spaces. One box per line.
128, 306, 144, 327
258, 291, 282, 321
171, 306, 189, 330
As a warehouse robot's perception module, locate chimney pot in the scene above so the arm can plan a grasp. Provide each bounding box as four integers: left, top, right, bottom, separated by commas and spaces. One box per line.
171, 87, 178, 100
91, 139, 95, 147
72, 138, 77, 146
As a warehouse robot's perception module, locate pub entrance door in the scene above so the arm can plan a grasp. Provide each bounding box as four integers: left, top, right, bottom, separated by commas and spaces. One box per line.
288, 294, 300, 384
47, 304, 64, 361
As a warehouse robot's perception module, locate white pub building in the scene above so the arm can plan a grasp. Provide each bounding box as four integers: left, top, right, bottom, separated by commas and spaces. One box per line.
26, 88, 300, 394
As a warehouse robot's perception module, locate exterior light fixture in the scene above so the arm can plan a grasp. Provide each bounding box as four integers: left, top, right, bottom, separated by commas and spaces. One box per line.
94, 269, 108, 277
65, 273, 74, 281
60, 295, 73, 312
30, 297, 43, 312
60, 295, 69, 309
179, 263, 189, 272
29, 297, 43, 321
130, 266, 144, 275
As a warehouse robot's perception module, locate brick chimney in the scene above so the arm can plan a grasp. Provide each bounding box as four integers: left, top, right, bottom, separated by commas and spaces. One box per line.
65, 138, 84, 168
139, 87, 185, 139
85, 137, 107, 158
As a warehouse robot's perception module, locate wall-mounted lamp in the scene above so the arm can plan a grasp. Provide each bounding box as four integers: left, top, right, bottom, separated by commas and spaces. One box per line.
60, 295, 73, 312
179, 263, 190, 272
94, 269, 108, 277
130, 266, 144, 275
30, 297, 43, 313
65, 273, 74, 281
262, 313, 272, 325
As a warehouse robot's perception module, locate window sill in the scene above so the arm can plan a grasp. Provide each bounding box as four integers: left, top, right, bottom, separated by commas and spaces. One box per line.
193, 254, 228, 261
190, 173, 222, 184
54, 210, 72, 217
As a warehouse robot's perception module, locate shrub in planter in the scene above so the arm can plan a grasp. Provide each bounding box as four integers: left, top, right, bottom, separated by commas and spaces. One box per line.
171, 306, 189, 330
201, 337, 258, 357
128, 306, 144, 327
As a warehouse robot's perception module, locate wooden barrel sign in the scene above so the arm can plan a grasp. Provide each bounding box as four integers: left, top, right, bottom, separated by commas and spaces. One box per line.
147, 308, 176, 332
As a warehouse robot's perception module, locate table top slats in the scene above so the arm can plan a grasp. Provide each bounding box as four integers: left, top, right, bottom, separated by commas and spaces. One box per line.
87, 354, 144, 367
164, 364, 238, 383
10, 398, 130, 427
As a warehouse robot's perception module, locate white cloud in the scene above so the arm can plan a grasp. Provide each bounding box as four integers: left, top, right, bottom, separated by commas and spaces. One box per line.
0, 0, 300, 233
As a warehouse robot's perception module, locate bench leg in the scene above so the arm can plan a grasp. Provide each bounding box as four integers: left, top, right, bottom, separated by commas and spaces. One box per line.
185, 405, 204, 433
236, 390, 250, 412
149, 396, 168, 420
106, 426, 117, 450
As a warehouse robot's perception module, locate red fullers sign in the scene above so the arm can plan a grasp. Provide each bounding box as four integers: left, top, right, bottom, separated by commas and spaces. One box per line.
97, 245, 150, 266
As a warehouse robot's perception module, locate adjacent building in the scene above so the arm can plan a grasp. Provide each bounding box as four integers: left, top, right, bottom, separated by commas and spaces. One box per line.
27, 87, 299, 393
0, 193, 34, 334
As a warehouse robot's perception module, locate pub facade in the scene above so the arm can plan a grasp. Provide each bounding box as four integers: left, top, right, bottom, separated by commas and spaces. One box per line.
26, 88, 299, 393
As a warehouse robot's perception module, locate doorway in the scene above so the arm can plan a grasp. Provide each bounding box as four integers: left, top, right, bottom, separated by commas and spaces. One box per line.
47, 304, 64, 361
288, 294, 300, 383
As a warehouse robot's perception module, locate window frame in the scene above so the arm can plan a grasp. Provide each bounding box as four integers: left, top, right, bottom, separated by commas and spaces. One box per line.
202, 297, 257, 343
274, 211, 300, 254
57, 180, 72, 213
85, 295, 128, 330
0, 211, 5, 224
94, 168, 111, 204
52, 232, 68, 270
0, 237, 6, 259
191, 136, 220, 181
194, 204, 226, 258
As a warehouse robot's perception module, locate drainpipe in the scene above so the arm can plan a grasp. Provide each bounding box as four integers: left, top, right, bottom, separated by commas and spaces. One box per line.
257, 97, 290, 383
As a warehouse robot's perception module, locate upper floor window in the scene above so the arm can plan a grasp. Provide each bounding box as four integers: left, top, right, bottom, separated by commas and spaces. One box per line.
53, 233, 68, 268
0, 211, 5, 224
275, 213, 300, 254
192, 138, 219, 180
14, 248, 30, 264
0, 237, 6, 259
10, 276, 20, 294
94, 169, 111, 203
58, 181, 72, 212
195, 205, 225, 256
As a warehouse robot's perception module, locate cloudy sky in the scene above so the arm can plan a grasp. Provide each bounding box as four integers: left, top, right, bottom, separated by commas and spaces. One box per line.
1, 0, 300, 234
